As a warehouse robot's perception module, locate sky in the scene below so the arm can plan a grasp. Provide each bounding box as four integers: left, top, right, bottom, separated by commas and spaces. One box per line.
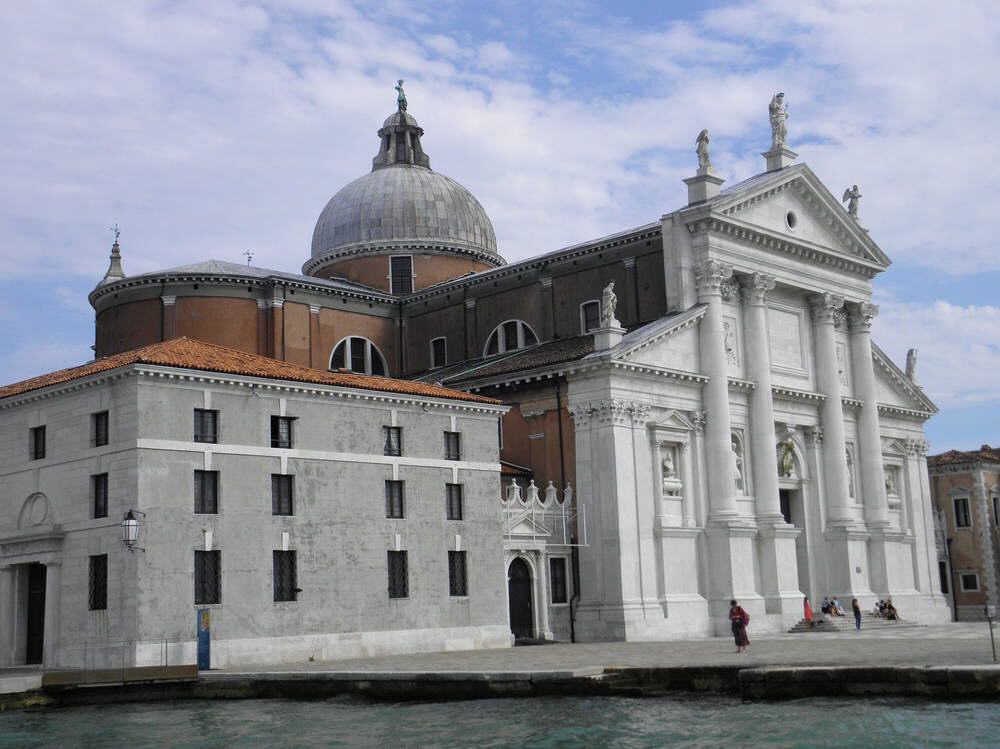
1, 0, 998, 452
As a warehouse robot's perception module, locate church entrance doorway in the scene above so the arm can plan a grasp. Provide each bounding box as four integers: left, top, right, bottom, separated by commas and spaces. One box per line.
781, 488, 812, 601
507, 558, 534, 640
25, 564, 46, 665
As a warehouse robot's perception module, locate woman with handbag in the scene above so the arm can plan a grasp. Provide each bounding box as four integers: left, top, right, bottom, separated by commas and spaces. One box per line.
729, 599, 750, 652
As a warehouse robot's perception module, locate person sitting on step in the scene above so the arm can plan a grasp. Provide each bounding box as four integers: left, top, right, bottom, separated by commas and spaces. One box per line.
831, 596, 846, 616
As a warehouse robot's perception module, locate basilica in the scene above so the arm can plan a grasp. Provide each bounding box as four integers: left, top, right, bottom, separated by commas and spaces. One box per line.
0, 86, 950, 669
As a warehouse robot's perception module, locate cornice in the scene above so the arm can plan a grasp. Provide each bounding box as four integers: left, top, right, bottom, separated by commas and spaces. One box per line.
772, 386, 825, 403
463, 357, 707, 393
685, 214, 883, 280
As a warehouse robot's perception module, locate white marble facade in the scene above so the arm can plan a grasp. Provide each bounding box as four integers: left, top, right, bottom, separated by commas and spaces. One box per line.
567, 150, 951, 640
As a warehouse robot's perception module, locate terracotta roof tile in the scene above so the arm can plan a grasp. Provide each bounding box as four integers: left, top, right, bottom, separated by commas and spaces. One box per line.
0, 338, 501, 405
928, 444, 1000, 467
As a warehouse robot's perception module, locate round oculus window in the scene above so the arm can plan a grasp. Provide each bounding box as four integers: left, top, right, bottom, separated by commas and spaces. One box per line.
785, 211, 798, 230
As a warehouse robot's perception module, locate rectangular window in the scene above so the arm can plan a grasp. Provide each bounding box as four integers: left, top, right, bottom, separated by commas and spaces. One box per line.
444, 431, 461, 461
270, 416, 295, 449
385, 480, 405, 519
193, 409, 218, 444
448, 550, 468, 597
431, 337, 447, 369
92, 473, 109, 519
383, 426, 402, 457
92, 411, 109, 447
581, 301, 601, 333
29, 426, 46, 460
272, 550, 298, 602
446, 483, 464, 520
387, 550, 408, 598
994, 495, 999, 527
960, 572, 979, 592
89, 554, 108, 611
954, 497, 972, 528
194, 550, 221, 605
502, 320, 519, 351
550, 557, 568, 604
390, 256, 413, 295
272, 474, 294, 516
194, 470, 219, 514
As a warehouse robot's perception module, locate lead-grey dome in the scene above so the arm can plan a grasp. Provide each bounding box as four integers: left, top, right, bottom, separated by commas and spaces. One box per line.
307, 103, 500, 269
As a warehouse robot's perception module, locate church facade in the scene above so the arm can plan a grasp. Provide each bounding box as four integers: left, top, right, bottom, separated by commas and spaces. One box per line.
1, 86, 950, 667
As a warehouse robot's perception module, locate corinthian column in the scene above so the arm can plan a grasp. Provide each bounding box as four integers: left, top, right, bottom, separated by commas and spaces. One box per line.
848, 302, 890, 528
696, 259, 738, 520
740, 273, 783, 522
810, 293, 852, 526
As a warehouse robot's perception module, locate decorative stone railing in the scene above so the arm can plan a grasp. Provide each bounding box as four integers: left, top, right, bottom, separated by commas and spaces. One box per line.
500, 479, 586, 548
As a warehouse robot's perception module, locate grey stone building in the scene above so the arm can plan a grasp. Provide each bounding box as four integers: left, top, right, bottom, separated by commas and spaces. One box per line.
0, 339, 509, 668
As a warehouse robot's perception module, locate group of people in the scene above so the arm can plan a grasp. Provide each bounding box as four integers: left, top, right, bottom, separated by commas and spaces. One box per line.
872, 599, 900, 620
804, 595, 864, 631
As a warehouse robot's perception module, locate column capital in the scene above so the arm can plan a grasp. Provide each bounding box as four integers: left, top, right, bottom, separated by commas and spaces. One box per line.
847, 301, 879, 332
808, 292, 845, 323
694, 259, 733, 296
690, 410, 707, 433
160, 295, 177, 306
739, 272, 776, 306
590, 399, 651, 426
464, 298, 477, 309
905, 437, 929, 456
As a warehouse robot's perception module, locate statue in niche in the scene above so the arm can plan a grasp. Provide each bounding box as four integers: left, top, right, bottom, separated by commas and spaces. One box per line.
905, 348, 918, 383
778, 439, 797, 478
769, 92, 788, 149
836, 345, 848, 386
662, 445, 682, 497
723, 320, 738, 365
696, 129, 711, 170
884, 466, 899, 497
395, 79, 407, 112
731, 435, 745, 493
600, 281, 619, 327
842, 185, 862, 219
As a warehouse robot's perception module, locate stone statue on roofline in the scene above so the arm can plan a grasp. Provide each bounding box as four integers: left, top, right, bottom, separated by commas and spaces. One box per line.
600, 281, 619, 328
905, 348, 918, 383
842, 185, 862, 219
395, 79, 407, 112
696, 129, 711, 170
769, 92, 788, 148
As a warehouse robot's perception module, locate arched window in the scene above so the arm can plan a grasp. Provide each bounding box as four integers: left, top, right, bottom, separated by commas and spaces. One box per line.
484, 320, 538, 356
580, 300, 600, 334
330, 337, 388, 376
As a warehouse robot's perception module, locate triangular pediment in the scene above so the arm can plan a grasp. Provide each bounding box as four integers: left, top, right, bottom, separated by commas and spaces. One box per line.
505, 512, 552, 538
871, 343, 937, 415
698, 165, 890, 269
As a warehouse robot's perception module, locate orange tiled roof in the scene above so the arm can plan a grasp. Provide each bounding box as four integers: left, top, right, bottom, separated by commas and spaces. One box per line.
0, 338, 501, 405
928, 444, 1000, 467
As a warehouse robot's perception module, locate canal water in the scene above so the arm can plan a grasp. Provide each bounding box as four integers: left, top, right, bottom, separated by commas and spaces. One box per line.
1, 695, 998, 748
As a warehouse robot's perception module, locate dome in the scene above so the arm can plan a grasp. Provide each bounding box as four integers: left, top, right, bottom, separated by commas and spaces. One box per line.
306, 94, 501, 274
310, 165, 497, 260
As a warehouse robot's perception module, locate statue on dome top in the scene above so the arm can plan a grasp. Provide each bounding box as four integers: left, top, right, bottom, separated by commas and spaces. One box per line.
769, 92, 788, 148
395, 79, 407, 112
696, 129, 711, 170
842, 185, 862, 219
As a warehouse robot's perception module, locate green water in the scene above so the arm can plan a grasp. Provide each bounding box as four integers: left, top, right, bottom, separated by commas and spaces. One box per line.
1, 696, 998, 748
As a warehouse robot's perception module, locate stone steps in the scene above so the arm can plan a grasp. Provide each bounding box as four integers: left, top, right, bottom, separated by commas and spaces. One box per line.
788, 613, 924, 633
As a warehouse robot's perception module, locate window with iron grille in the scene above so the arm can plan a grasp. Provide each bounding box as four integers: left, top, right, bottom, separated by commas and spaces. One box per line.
92, 411, 109, 447
383, 426, 402, 456
390, 256, 413, 295
954, 497, 971, 528
550, 557, 568, 604
195, 550, 221, 604
89, 554, 108, 611
193, 409, 218, 444
92, 473, 109, 519
195, 470, 219, 514
385, 480, 405, 519
444, 431, 461, 461
273, 550, 297, 602
270, 416, 295, 448
387, 550, 408, 598
272, 475, 294, 516
430, 337, 447, 369
446, 483, 463, 520
448, 550, 467, 597
960, 572, 979, 592
29, 426, 46, 460
581, 301, 601, 333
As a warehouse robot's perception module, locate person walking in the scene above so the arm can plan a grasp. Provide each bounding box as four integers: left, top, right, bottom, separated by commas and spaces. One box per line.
852, 597, 862, 632
729, 599, 750, 653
